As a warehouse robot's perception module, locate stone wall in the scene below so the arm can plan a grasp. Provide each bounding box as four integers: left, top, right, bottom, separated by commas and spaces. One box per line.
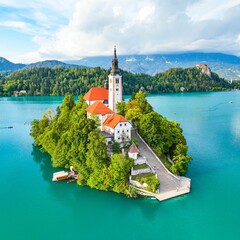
131, 167, 151, 176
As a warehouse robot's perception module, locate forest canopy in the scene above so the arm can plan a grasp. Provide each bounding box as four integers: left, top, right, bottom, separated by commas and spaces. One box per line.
30, 94, 135, 196
117, 91, 192, 175
1, 66, 238, 96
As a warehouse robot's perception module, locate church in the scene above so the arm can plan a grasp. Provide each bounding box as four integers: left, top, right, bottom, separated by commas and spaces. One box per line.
83, 47, 132, 144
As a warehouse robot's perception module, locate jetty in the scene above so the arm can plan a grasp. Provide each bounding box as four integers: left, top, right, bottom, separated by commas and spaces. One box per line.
131, 128, 191, 201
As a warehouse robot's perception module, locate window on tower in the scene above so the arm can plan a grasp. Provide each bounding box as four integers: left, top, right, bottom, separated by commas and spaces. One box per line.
116, 88, 119, 91
116, 78, 119, 84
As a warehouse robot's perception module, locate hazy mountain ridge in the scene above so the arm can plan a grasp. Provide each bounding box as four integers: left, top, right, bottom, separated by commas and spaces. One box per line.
0, 59, 82, 74
66, 53, 240, 80
1, 53, 240, 80
25, 60, 80, 69
0, 57, 26, 71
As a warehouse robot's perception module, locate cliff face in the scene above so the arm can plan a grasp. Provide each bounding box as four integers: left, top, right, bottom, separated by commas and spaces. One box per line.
196, 64, 211, 78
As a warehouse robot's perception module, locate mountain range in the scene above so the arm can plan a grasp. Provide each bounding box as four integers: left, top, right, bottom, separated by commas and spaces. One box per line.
1, 52, 240, 80
0, 58, 80, 73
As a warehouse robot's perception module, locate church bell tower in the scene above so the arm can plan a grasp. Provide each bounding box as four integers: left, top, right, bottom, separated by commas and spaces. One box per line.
108, 46, 122, 112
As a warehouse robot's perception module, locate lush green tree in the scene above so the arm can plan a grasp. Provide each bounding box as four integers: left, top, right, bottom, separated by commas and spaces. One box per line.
86, 131, 108, 170
116, 101, 127, 116
170, 154, 192, 175
139, 112, 162, 148
30, 119, 40, 139
87, 166, 111, 191
108, 154, 134, 194
52, 131, 72, 167
125, 107, 142, 126
112, 141, 121, 154
125, 91, 191, 176
133, 91, 153, 114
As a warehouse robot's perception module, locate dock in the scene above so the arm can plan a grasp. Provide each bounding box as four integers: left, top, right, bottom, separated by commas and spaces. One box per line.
52, 166, 78, 182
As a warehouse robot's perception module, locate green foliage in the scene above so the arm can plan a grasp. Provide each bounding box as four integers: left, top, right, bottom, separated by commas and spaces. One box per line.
170, 154, 192, 175
133, 91, 153, 114
125, 91, 153, 126
112, 141, 121, 154
108, 154, 134, 194
30, 94, 134, 196
133, 163, 149, 170
125, 91, 192, 176
30, 119, 40, 139
139, 112, 163, 149
86, 131, 108, 170
1, 66, 238, 96
132, 173, 160, 193
116, 101, 127, 116
130, 138, 139, 147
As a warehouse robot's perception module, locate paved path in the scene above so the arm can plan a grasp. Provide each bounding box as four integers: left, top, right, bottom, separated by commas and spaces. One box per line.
131, 128, 191, 200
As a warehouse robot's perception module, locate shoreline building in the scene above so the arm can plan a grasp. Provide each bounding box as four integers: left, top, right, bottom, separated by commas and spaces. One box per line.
84, 47, 131, 143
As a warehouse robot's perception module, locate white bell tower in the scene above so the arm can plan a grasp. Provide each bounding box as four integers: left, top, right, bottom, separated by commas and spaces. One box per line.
108, 46, 122, 112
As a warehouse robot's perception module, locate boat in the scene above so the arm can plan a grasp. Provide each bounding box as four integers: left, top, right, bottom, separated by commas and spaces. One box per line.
52, 166, 79, 182
52, 171, 69, 181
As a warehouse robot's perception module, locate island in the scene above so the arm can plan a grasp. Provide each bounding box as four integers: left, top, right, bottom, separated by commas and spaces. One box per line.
30, 47, 192, 201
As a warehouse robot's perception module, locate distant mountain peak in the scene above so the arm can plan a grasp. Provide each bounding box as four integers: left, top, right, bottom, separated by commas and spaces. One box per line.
25, 59, 79, 69
0, 56, 26, 71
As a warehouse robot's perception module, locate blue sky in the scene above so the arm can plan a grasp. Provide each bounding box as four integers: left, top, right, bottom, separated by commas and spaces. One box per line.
0, 0, 240, 63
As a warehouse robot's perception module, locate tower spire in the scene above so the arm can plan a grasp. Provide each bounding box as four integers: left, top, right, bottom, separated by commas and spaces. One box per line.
114, 45, 117, 59
108, 46, 122, 112
111, 46, 119, 74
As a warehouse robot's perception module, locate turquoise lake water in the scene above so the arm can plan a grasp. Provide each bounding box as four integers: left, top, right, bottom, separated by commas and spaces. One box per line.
0, 92, 240, 240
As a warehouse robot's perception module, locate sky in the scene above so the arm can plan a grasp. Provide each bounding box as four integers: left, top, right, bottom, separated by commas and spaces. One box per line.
0, 0, 240, 63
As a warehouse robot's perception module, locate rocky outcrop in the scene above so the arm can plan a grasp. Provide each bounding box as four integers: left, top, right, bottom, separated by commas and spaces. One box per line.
196, 63, 211, 78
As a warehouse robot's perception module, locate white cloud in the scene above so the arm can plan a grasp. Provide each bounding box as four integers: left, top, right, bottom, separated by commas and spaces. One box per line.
1, 0, 240, 62
0, 20, 29, 31
186, 0, 240, 21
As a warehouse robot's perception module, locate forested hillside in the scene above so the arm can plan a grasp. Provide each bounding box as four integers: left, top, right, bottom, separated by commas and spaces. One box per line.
31, 95, 137, 196
0, 66, 238, 96
117, 92, 192, 175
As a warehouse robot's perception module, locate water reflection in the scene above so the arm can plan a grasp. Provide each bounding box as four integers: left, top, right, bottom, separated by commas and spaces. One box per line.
31, 145, 53, 183
31, 145, 162, 220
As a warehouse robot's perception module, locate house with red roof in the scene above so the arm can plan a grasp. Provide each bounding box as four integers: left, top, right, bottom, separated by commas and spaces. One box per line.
83, 87, 108, 106
83, 47, 132, 144
128, 143, 140, 160
103, 114, 131, 142
86, 101, 113, 131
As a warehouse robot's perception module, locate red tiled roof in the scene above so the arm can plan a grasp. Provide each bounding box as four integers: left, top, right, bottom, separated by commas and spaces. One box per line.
103, 114, 128, 129
83, 87, 108, 101
86, 101, 113, 115
128, 143, 139, 153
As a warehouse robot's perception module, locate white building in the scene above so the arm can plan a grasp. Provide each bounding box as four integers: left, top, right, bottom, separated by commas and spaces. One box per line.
83, 46, 132, 143
128, 143, 140, 160
108, 46, 122, 112
103, 114, 131, 143
86, 101, 113, 131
